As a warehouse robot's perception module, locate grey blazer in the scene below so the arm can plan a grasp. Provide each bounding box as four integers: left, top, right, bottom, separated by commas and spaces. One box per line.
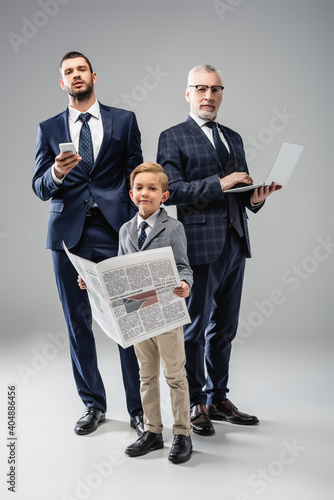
118, 207, 193, 290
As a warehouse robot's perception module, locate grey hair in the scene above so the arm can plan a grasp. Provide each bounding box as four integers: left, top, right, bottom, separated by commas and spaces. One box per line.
187, 64, 223, 85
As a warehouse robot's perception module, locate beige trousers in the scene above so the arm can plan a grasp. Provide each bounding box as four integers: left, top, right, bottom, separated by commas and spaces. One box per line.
134, 326, 192, 436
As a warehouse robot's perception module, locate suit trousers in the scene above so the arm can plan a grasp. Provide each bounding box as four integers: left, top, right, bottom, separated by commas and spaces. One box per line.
184, 227, 247, 406
134, 326, 192, 436
52, 211, 142, 416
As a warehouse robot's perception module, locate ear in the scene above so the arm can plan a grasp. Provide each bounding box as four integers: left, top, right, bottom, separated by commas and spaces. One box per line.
129, 190, 134, 202
161, 191, 170, 203
59, 79, 65, 91
185, 88, 190, 103
92, 72, 97, 85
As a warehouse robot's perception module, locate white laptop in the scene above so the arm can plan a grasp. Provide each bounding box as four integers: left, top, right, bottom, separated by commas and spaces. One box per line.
225, 143, 304, 193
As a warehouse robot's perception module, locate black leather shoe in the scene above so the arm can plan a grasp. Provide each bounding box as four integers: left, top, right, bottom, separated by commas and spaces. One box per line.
125, 431, 164, 457
207, 399, 259, 425
168, 435, 193, 464
190, 404, 215, 436
130, 410, 145, 437
74, 407, 105, 435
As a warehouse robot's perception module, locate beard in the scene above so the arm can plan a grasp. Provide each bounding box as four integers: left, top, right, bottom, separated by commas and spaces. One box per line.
67, 78, 94, 101
197, 106, 217, 121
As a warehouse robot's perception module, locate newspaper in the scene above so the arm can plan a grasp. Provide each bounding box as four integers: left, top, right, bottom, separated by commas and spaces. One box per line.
62, 242, 191, 348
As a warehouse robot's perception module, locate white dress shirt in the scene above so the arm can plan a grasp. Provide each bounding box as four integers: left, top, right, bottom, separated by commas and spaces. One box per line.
189, 113, 260, 205
137, 208, 161, 240
190, 112, 230, 152
52, 100, 103, 184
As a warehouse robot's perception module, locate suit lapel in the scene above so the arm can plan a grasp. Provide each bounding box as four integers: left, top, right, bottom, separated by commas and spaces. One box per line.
57, 108, 90, 177
94, 103, 113, 170
126, 209, 168, 251
220, 125, 241, 172
56, 109, 71, 142
186, 116, 222, 169
140, 209, 167, 250
55, 104, 115, 162
127, 215, 140, 250
144, 210, 166, 245
186, 118, 239, 174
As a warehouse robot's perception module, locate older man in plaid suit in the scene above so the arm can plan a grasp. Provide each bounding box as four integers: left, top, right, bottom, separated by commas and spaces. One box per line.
157, 64, 280, 436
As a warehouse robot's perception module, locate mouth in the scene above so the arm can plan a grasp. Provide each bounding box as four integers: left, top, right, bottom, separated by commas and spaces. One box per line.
201, 105, 215, 111
72, 80, 85, 88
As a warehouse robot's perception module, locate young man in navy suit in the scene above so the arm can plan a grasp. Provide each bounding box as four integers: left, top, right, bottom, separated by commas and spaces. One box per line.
157, 64, 281, 435
33, 51, 144, 436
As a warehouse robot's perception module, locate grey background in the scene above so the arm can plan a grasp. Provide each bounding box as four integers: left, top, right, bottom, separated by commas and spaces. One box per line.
1, 0, 333, 499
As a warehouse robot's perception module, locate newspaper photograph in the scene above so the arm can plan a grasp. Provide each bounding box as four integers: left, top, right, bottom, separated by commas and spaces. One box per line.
62, 242, 191, 348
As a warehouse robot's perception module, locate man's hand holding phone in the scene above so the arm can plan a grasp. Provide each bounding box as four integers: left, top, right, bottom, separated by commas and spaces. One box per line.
54, 143, 82, 179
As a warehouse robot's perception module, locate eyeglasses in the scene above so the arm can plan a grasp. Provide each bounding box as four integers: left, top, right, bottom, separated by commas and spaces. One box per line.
188, 85, 224, 96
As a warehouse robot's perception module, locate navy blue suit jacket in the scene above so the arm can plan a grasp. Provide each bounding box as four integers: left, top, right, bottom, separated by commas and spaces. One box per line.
33, 103, 143, 250
157, 116, 262, 265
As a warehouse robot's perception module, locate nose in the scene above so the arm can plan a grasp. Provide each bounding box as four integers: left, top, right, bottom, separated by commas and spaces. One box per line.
204, 89, 214, 100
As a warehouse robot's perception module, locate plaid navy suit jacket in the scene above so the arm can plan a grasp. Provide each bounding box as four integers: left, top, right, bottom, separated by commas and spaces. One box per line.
157, 116, 262, 265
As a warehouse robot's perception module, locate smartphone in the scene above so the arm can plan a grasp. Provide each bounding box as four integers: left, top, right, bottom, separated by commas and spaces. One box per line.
59, 142, 76, 154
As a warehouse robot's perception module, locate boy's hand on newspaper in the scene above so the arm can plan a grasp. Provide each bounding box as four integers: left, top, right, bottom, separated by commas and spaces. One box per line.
173, 280, 190, 298
77, 275, 87, 290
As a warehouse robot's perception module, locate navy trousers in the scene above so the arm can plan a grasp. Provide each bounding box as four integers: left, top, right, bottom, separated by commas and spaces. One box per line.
184, 228, 247, 407
52, 211, 142, 416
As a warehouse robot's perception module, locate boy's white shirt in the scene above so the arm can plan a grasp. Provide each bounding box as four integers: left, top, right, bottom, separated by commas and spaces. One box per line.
136, 207, 161, 238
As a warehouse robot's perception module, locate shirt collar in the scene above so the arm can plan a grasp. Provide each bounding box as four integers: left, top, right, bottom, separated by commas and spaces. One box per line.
137, 208, 161, 230
68, 100, 100, 123
190, 112, 217, 129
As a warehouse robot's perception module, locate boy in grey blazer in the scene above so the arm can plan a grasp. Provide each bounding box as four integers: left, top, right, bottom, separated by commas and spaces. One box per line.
78, 163, 193, 462
121, 162, 193, 464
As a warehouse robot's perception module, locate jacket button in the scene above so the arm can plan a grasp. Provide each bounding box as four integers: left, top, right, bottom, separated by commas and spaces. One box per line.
84, 200, 88, 205
222, 212, 227, 218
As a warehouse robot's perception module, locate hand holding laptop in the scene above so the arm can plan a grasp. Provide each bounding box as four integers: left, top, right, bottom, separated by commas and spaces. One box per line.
223, 143, 304, 194
250, 182, 282, 205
